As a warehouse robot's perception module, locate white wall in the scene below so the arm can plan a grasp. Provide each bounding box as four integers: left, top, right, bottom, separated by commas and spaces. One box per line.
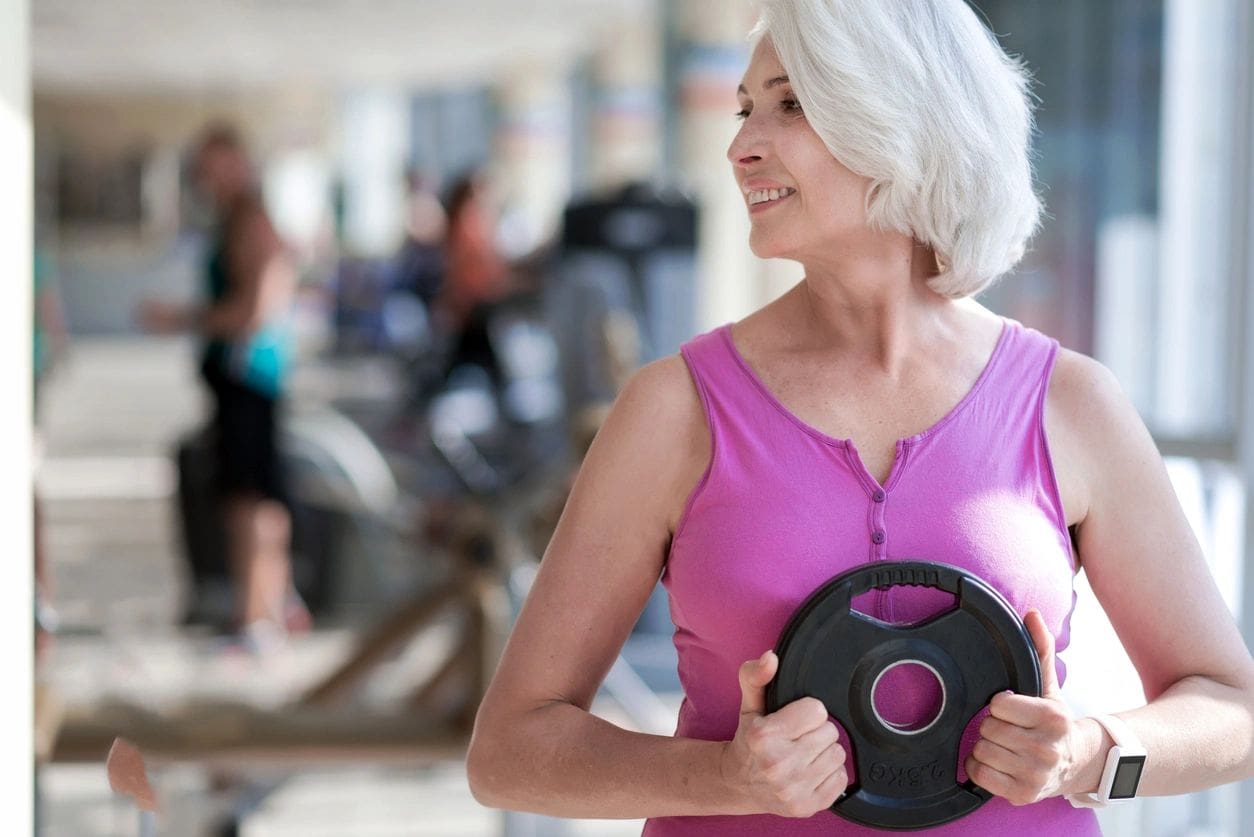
1, 0, 34, 830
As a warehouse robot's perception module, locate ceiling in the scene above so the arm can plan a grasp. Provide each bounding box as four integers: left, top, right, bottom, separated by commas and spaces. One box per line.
32, 0, 649, 93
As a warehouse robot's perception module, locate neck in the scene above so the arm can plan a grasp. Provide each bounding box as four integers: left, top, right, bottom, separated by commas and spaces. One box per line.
787, 239, 956, 373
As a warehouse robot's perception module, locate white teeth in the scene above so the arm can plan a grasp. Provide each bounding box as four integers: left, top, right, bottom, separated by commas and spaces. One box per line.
748, 187, 796, 205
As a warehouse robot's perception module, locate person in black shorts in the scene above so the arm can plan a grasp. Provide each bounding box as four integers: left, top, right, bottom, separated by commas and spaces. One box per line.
141, 124, 306, 651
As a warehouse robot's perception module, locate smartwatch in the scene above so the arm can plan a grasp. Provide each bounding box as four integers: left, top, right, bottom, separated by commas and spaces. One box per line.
1066, 714, 1147, 808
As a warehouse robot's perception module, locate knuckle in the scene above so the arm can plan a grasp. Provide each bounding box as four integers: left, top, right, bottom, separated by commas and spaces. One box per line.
745, 722, 771, 749
760, 755, 785, 780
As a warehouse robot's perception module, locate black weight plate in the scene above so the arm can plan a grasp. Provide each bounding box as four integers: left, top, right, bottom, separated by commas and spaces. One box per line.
765, 560, 1041, 831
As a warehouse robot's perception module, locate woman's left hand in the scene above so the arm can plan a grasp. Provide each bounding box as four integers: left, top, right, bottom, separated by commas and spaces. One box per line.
965, 609, 1088, 806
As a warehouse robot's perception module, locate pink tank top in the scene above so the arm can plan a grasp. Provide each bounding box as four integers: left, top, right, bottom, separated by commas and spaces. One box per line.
643, 317, 1099, 835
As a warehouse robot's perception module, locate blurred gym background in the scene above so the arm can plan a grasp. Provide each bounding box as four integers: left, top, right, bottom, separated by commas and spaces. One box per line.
3, 0, 1253, 834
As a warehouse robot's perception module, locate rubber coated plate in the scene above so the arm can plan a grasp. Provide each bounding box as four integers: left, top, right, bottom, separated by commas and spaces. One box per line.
765, 560, 1041, 831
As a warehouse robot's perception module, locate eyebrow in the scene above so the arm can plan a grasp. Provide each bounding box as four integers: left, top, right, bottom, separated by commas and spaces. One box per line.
736, 75, 791, 96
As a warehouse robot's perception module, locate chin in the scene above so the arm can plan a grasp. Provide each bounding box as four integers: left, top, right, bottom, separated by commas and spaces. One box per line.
748, 231, 795, 261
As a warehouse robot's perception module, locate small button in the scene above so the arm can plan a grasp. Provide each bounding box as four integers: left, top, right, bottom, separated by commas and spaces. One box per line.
872, 489, 886, 503
871, 531, 886, 545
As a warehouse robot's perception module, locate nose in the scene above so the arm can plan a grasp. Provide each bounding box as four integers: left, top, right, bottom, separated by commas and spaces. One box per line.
726, 120, 765, 168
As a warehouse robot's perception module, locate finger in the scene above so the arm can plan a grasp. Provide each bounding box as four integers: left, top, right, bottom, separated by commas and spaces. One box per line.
812, 762, 849, 807
988, 691, 1053, 728
738, 650, 778, 718
806, 739, 847, 776
971, 737, 1026, 776
965, 755, 1016, 799
979, 713, 1038, 751
766, 696, 831, 739
1023, 609, 1060, 697
786, 722, 840, 766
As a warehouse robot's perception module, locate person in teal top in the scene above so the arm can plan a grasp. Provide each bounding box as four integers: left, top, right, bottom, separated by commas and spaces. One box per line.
141, 123, 306, 650
202, 221, 292, 398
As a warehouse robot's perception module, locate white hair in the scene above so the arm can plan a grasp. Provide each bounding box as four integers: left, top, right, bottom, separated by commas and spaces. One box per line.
751, 0, 1042, 297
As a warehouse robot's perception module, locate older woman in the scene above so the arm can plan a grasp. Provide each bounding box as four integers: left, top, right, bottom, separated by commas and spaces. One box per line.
467, 1, 1254, 834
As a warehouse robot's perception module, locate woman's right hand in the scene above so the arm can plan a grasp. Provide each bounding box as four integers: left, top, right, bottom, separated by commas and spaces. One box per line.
721, 650, 849, 818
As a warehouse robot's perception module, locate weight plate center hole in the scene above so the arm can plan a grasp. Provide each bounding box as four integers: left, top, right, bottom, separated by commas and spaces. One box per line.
870, 660, 946, 735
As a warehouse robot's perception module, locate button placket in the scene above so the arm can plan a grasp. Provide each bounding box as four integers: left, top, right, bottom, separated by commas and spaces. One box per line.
870, 488, 888, 560
866, 485, 890, 617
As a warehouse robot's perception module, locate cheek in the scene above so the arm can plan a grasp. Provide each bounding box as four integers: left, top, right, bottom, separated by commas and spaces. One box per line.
800, 180, 871, 242
789, 140, 870, 225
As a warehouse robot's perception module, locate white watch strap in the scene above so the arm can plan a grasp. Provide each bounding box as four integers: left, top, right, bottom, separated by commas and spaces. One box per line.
1093, 714, 1140, 750
1065, 715, 1145, 809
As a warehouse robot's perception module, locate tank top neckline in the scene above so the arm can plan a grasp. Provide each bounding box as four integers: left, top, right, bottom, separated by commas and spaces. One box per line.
718, 315, 1012, 460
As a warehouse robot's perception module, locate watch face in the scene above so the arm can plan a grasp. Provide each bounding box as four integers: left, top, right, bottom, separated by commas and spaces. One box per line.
1109, 755, 1146, 800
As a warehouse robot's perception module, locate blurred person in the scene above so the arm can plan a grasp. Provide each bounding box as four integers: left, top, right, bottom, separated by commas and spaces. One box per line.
434, 170, 513, 388
393, 168, 447, 307
468, 1, 1254, 834
140, 123, 308, 651
438, 170, 509, 328
382, 170, 447, 394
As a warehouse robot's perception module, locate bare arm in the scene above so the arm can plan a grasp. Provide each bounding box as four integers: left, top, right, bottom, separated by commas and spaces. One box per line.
140, 205, 294, 338
466, 356, 735, 817
201, 206, 294, 339
1048, 351, 1254, 796
466, 356, 848, 819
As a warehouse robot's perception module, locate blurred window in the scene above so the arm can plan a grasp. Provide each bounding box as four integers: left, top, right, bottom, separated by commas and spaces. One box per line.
977, 0, 1246, 448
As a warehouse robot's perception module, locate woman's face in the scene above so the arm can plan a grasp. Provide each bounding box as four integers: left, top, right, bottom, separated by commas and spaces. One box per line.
728, 38, 873, 261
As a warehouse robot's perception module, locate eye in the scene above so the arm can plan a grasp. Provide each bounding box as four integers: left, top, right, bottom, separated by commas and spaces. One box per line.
780, 97, 802, 114
734, 108, 750, 121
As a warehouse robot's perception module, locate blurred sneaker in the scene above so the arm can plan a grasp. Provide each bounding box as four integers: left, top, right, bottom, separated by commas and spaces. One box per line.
237, 618, 287, 657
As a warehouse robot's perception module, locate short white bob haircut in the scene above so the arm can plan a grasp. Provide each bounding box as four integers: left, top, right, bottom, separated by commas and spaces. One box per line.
750, 0, 1042, 297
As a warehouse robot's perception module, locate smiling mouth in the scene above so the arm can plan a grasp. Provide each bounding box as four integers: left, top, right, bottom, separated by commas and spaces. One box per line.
747, 187, 797, 208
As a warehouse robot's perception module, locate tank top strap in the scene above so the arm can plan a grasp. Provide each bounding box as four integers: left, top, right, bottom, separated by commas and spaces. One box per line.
970, 317, 1060, 425
926, 316, 1067, 536
678, 323, 788, 441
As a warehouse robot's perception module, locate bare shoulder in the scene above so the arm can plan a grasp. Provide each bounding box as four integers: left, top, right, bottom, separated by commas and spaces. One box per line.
227, 196, 282, 259
1047, 348, 1142, 441
1045, 347, 1156, 527
615, 353, 704, 422
603, 353, 711, 535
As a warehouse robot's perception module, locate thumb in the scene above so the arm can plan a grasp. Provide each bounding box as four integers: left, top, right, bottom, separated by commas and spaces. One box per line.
738, 650, 779, 718
1024, 609, 1060, 698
